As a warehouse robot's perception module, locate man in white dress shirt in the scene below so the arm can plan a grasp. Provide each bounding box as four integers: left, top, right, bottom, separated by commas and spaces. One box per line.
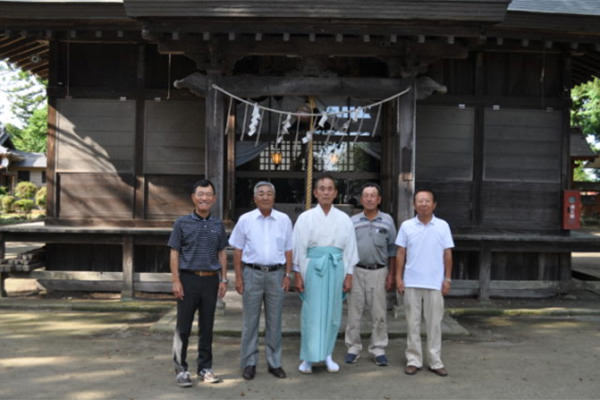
229, 181, 293, 380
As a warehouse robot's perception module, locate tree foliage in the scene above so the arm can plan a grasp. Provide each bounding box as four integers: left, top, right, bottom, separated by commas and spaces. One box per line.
0, 61, 48, 153
10, 107, 47, 153
571, 77, 600, 182
572, 77, 600, 144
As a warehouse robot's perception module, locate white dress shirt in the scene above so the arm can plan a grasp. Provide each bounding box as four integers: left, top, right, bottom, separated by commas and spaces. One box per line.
229, 208, 293, 265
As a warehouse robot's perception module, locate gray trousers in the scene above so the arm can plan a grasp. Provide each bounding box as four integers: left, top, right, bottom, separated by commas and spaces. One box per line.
344, 266, 389, 357
240, 267, 285, 368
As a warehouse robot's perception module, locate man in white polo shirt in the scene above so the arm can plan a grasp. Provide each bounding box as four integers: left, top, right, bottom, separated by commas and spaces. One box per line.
395, 189, 454, 377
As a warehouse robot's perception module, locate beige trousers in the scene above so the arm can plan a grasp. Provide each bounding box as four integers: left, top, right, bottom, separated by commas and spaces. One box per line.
404, 287, 444, 369
344, 267, 388, 357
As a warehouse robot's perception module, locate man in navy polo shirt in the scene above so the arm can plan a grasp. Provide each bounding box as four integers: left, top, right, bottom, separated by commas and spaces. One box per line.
168, 179, 228, 388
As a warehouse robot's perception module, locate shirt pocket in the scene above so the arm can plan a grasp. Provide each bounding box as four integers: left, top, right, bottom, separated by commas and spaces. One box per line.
373, 229, 388, 248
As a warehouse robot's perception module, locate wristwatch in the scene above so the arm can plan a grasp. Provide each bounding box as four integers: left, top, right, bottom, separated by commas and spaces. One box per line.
444, 278, 452, 283
220, 278, 229, 283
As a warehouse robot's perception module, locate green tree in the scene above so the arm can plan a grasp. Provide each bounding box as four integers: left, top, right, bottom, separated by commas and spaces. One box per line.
572, 77, 600, 182
0, 61, 47, 153
10, 107, 47, 153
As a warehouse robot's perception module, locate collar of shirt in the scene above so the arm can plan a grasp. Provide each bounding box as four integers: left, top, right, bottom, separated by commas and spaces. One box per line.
252, 208, 277, 221
415, 214, 437, 226
192, 211, 212, 221
359, 210, 382, 222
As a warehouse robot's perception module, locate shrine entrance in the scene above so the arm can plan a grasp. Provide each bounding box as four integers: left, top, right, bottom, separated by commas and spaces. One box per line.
232, 95, 386, 222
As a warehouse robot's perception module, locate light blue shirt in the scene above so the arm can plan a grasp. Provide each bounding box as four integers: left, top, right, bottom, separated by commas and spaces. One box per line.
395, 215, 454, 290
229, 208, 293, 265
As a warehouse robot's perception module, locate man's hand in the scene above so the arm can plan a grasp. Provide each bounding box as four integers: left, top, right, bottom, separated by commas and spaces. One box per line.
441, 279, 451, 296
282, 275, 291, 292
385, 272, 395, 291
343, 274, 352, 293
172, 279, 184, 300
396, 279, 405, 295
218, 282, 227, 298
235, 277, 244, 295
295, 272, 304, 293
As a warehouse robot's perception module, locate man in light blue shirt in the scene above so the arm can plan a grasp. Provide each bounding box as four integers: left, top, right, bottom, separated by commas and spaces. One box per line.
396, 189, 454, 377
229, 181, 293, 381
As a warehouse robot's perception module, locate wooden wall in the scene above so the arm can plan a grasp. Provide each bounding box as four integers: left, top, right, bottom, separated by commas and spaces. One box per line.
418, 50, 567, 282
49, 42, 204, 225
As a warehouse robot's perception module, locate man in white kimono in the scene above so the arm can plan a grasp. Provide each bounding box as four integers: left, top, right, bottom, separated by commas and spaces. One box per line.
293, 174, 359, 374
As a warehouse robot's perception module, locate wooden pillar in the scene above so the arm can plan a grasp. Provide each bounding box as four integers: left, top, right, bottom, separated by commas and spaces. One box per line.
205, 71, 225, 218
472, 52, 485, 226
396, 79, 416, 222
121, 236, 134, 300
381, 103, 394, 215
559, 252, 571, 293
46, 40, 59, 220
225, 105, 236, 225
133, 44, 146, 220
479, 244, 492, 301
0, 233, 6, 298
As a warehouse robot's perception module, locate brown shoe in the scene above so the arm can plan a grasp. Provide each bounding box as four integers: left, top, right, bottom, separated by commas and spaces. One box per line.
428, 367, 448, 377
404, 365, 420, 375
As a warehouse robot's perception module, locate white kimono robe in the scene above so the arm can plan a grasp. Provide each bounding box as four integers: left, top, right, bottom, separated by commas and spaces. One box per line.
292, 204, 359, 277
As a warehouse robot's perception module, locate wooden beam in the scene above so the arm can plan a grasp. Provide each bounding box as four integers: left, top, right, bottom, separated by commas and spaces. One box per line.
121, 236, 134, 299
158, 36, 468, 61
175, 73, 413, 98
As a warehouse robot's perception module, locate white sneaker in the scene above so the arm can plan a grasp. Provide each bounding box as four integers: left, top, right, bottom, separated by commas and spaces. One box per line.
298, 360, 312, 374
325, 355, 339, 373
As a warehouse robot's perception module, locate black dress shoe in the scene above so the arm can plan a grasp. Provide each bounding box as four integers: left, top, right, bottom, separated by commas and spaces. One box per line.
243, 365, 256, 380
267, 365, 287, 379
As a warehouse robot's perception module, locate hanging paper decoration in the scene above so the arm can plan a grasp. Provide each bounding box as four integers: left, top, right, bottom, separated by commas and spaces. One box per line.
302, 130, 313, 144
209, 83, 411, 145
247, 103, 261, 137
318, 112, 328, 128
255, 108, 265, 146
281, 113, 292, 135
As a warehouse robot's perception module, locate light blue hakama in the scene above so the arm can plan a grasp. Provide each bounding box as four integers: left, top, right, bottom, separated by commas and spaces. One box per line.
299, 246, 345, 362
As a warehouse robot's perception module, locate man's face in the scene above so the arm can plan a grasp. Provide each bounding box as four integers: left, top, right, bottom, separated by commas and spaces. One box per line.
360, 186, 381, 213
313, 178, 338, 208
191, 185, 216, 214
254, 185, 275, 213
414, 191, 436, 219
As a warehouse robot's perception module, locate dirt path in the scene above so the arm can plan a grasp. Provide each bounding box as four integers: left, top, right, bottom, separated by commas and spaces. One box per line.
1, 309, 599, 400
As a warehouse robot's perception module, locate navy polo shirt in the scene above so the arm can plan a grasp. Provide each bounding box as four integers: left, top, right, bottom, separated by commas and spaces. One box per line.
168, 212, 228, 272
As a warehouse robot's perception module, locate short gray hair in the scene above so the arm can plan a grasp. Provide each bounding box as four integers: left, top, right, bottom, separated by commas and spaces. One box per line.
253, 181, 276, 196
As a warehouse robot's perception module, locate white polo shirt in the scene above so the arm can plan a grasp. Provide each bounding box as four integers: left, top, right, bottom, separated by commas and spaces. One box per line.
395, 215, 454, 290
229, 208, 293, 265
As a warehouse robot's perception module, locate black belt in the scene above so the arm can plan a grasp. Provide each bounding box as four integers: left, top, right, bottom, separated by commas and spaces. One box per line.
181, 269, 219, 277
244, 263, 284, 272
356, 263, 386, 270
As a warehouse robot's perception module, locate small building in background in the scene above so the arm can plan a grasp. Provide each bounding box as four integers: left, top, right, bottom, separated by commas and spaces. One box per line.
0, 129, 47, 191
